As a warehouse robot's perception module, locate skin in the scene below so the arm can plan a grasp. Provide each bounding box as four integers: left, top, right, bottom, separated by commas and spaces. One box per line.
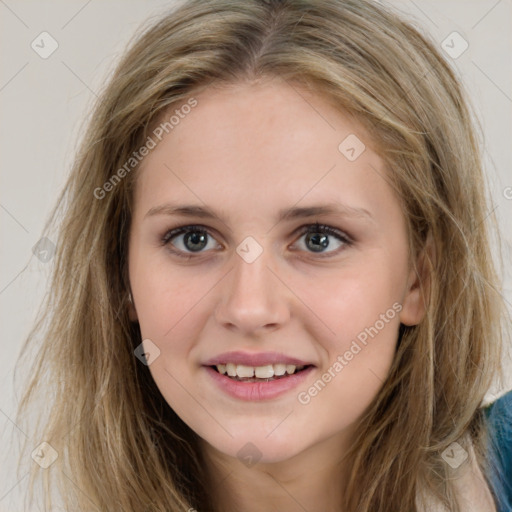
127, 77, 430, 511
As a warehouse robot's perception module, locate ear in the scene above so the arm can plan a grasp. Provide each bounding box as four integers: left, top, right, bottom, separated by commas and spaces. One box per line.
399, 231, 435, 326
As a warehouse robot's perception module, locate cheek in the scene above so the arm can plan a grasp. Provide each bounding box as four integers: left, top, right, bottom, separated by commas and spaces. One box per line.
129, 257, 215, 419
129, 248, 215, 341
297, 286, 400, 434
304, 257, 403, 345
296, 259, 402, 403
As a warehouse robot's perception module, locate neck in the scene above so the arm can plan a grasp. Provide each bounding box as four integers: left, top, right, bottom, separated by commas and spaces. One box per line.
200, 432, 352, 512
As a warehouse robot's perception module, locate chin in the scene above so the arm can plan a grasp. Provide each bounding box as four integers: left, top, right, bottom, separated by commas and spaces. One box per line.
204, 432, 305, 466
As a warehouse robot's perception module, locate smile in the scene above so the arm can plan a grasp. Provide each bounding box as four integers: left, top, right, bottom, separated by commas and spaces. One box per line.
204, 364, 315, 401
213, 363, 308, 381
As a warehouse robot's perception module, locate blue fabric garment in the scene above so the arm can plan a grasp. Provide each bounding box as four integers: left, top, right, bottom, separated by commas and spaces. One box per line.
485, 389, 512, 512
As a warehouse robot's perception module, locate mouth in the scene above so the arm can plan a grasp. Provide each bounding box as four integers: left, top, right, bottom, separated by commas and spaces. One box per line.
204, 363, 315, 401
210, 363, 314, 382
202, 351, 316, 400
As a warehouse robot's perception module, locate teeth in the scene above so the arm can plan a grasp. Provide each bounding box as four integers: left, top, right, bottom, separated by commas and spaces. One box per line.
215, 363, 306, 378
236, 365, 254, 378
226, 363, 237, 377
273, 363, 287, 376
286, 364, 296, 375
255, 365, 274, 378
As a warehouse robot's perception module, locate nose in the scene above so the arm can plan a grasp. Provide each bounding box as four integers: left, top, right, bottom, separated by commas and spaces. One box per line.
214, 246, 292, 335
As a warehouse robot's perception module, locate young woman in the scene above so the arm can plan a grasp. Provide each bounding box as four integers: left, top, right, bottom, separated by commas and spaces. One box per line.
16, 0, 511, 510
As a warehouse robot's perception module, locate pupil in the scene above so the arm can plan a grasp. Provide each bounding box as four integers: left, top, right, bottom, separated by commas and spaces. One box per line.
306, 232, 329, 252
185, 231, 207, 252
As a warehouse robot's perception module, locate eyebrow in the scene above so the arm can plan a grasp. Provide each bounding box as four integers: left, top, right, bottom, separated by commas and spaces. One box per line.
144, 202, 374, 225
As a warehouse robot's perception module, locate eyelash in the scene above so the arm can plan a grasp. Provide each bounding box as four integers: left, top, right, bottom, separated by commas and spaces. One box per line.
160, 222, 353, 260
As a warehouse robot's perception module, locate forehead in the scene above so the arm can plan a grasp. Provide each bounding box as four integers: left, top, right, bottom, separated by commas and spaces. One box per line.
145, 78, 367, 172
134, 79, 397, 222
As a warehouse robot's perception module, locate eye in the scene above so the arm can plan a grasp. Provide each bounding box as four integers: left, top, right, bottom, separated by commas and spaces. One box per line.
161, 224, 221, 258
161, 222, 352, 259
291, 223, 352, 257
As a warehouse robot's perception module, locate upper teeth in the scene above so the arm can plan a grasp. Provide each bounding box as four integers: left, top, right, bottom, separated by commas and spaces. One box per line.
216, 363, 305, 378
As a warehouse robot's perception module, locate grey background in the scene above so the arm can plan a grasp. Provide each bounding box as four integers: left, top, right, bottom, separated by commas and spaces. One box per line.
1, 0, 511, 509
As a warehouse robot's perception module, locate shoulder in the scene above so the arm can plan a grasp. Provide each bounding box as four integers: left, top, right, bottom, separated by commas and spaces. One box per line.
483, 389, 512, 512
485, 389, 512, 432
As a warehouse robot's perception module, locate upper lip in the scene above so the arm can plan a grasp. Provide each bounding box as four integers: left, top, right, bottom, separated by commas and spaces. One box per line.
203, 351, 315, 367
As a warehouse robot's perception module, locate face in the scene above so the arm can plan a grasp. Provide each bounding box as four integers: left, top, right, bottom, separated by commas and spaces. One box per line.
128, 78, 426, 465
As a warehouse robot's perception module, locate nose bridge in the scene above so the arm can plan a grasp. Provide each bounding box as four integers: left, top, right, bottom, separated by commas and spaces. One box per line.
215, 237, 290, 333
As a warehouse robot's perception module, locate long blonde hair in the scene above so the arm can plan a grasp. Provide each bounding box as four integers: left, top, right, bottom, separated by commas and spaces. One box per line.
15, 0, 509, 510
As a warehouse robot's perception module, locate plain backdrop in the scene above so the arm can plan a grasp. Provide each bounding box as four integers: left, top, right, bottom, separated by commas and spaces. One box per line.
1, 0, 511, 509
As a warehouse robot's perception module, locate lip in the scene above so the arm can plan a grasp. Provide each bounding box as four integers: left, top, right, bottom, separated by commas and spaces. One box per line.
203, 351, 314, 367
204, 365, 315, 401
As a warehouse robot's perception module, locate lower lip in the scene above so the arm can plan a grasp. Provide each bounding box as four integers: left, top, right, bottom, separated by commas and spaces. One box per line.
203, 365, 315, 401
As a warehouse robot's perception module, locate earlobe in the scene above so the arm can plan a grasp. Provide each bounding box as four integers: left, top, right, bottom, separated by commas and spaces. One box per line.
399, 232, 435, 327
